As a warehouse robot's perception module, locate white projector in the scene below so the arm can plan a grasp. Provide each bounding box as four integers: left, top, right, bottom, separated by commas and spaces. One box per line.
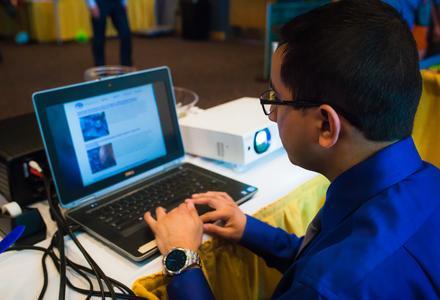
179, 97, 283, 167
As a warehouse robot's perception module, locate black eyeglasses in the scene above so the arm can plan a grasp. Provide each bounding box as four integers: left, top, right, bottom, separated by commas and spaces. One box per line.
259, 89, 323, 115
259, 89, 360, 127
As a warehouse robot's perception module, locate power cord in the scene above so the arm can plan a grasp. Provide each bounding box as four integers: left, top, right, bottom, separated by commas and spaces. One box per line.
5, 161, 146, 300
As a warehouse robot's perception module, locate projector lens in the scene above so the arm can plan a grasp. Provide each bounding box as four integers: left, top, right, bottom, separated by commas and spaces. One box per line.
254, 128, 271, 154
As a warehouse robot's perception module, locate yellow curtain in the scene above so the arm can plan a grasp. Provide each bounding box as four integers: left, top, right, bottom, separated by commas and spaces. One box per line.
2, 0, 156, 42
126, 0, 155, 31
412, 70, 440, 168
132, 175, 330, 300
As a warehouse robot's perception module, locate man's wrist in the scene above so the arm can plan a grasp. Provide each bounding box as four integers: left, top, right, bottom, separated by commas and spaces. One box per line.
162, 243, 199, 254
237, 214, 251, 243
237, 211, 247, 241
163, 247, 201, 276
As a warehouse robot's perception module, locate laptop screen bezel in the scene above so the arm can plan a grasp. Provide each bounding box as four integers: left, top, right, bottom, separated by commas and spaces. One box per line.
33, 67, 185, 208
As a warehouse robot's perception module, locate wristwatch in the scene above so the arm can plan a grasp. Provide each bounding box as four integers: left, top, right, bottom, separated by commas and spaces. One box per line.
162, 247, 201, 276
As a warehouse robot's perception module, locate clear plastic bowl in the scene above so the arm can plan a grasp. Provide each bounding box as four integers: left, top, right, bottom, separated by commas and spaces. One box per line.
174, 86, 199, 118
84, 65, 137, 81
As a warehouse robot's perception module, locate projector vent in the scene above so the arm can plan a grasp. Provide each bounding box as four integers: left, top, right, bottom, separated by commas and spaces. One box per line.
216, 142, 224, 157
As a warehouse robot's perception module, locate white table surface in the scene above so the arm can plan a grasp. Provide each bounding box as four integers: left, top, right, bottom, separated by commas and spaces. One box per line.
0, 150, 317, 299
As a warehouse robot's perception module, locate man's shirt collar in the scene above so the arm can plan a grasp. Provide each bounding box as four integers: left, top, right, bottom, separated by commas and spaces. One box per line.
320, 137, 423, 230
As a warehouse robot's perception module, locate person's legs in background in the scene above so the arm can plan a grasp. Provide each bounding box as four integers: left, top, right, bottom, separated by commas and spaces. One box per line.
110, 1, 132, 66
426, 1, 440, 57
91, 0, 108, 66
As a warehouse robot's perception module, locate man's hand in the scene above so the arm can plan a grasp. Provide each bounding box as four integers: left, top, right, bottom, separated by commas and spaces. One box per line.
190, 192, 246, 242
144, 201, 203, 255
90, 5, 100, 18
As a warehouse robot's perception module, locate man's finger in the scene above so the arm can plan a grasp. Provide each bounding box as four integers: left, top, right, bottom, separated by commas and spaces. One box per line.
191, 193, 209, 198
186, 200, 199, 219
193, 192, 223, 199
202, 191, 234, 205
144, 211, 157, 232
205, 191, 225, 197
203, 223, 231, 237
200, 210, 229, 223
190, 197, 210, 205
210, 191, 235, 204
205, 191, 229, 197
190, 196, 222, 209
156, 207, 166, 219
221, 192, 234, 202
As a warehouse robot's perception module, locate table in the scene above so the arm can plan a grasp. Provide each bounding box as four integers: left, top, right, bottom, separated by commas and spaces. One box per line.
0, 150, 318, 299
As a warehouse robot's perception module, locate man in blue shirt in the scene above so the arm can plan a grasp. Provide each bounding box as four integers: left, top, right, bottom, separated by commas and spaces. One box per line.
144, 0, 440, 298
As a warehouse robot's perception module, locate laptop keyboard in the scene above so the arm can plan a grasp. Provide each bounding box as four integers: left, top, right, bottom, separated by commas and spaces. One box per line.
89, 167, 225, 233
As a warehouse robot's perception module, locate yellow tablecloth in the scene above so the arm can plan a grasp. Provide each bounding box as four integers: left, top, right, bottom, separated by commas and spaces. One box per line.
132, 175, 330, 300
0, 0, 155, 42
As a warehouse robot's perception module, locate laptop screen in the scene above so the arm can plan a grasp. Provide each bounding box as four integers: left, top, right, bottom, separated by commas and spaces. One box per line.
33, 67, 185, 207
62, 83, 167, 186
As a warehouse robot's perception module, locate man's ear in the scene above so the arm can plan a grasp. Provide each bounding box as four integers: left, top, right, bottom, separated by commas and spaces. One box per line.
317, 104, 341, 148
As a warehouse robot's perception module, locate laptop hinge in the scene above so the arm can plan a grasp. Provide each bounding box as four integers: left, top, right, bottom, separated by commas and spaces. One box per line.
70, 195, 96, 209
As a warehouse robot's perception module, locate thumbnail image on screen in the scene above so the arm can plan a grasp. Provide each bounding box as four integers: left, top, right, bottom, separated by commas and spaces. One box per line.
80, 112, 110, 142
87, 143, 117, 173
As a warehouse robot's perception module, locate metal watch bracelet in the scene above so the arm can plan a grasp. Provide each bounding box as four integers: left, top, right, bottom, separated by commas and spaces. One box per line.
163, 247, 201, 276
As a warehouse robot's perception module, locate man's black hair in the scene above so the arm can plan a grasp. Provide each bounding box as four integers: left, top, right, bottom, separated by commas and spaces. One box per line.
279, 0, 422, 141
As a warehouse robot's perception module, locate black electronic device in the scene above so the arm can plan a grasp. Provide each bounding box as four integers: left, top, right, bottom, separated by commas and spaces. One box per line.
0, 113, 48, 206
0, 207, 47, 245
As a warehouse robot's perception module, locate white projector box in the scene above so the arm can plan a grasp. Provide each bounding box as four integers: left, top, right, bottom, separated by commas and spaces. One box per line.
179, 97, 283, 167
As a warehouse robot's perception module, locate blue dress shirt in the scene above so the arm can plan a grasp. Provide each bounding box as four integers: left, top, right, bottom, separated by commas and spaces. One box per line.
167, 137, 440, 299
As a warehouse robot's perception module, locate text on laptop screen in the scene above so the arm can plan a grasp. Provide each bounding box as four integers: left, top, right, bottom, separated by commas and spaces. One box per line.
61, 84, 167, 186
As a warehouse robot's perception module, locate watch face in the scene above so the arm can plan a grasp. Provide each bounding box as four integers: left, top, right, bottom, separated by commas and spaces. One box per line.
165, 249, 187, 272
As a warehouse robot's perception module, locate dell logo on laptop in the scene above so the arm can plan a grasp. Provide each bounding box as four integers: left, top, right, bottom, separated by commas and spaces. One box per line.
125, 170, 135, 177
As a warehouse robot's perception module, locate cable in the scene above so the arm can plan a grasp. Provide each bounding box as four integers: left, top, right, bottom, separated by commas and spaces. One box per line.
4, 161, 148, 299
7, 244, 146, 300
41, 175, 106, 299
41, 169, 112, 299
39, 235, 55, 300
41, 171, 108, 298
57, 230, 67, 300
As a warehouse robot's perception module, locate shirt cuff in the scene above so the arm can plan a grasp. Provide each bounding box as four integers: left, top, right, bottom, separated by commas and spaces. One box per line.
167, 267, 215, 300
87, 0, 97, 8
239, 214, 273, 250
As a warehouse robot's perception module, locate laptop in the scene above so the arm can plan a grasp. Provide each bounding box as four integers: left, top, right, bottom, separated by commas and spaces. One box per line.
33, 67, 257, 261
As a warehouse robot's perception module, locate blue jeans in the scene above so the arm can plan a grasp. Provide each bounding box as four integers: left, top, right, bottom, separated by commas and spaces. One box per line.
91, 0, 132, 66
